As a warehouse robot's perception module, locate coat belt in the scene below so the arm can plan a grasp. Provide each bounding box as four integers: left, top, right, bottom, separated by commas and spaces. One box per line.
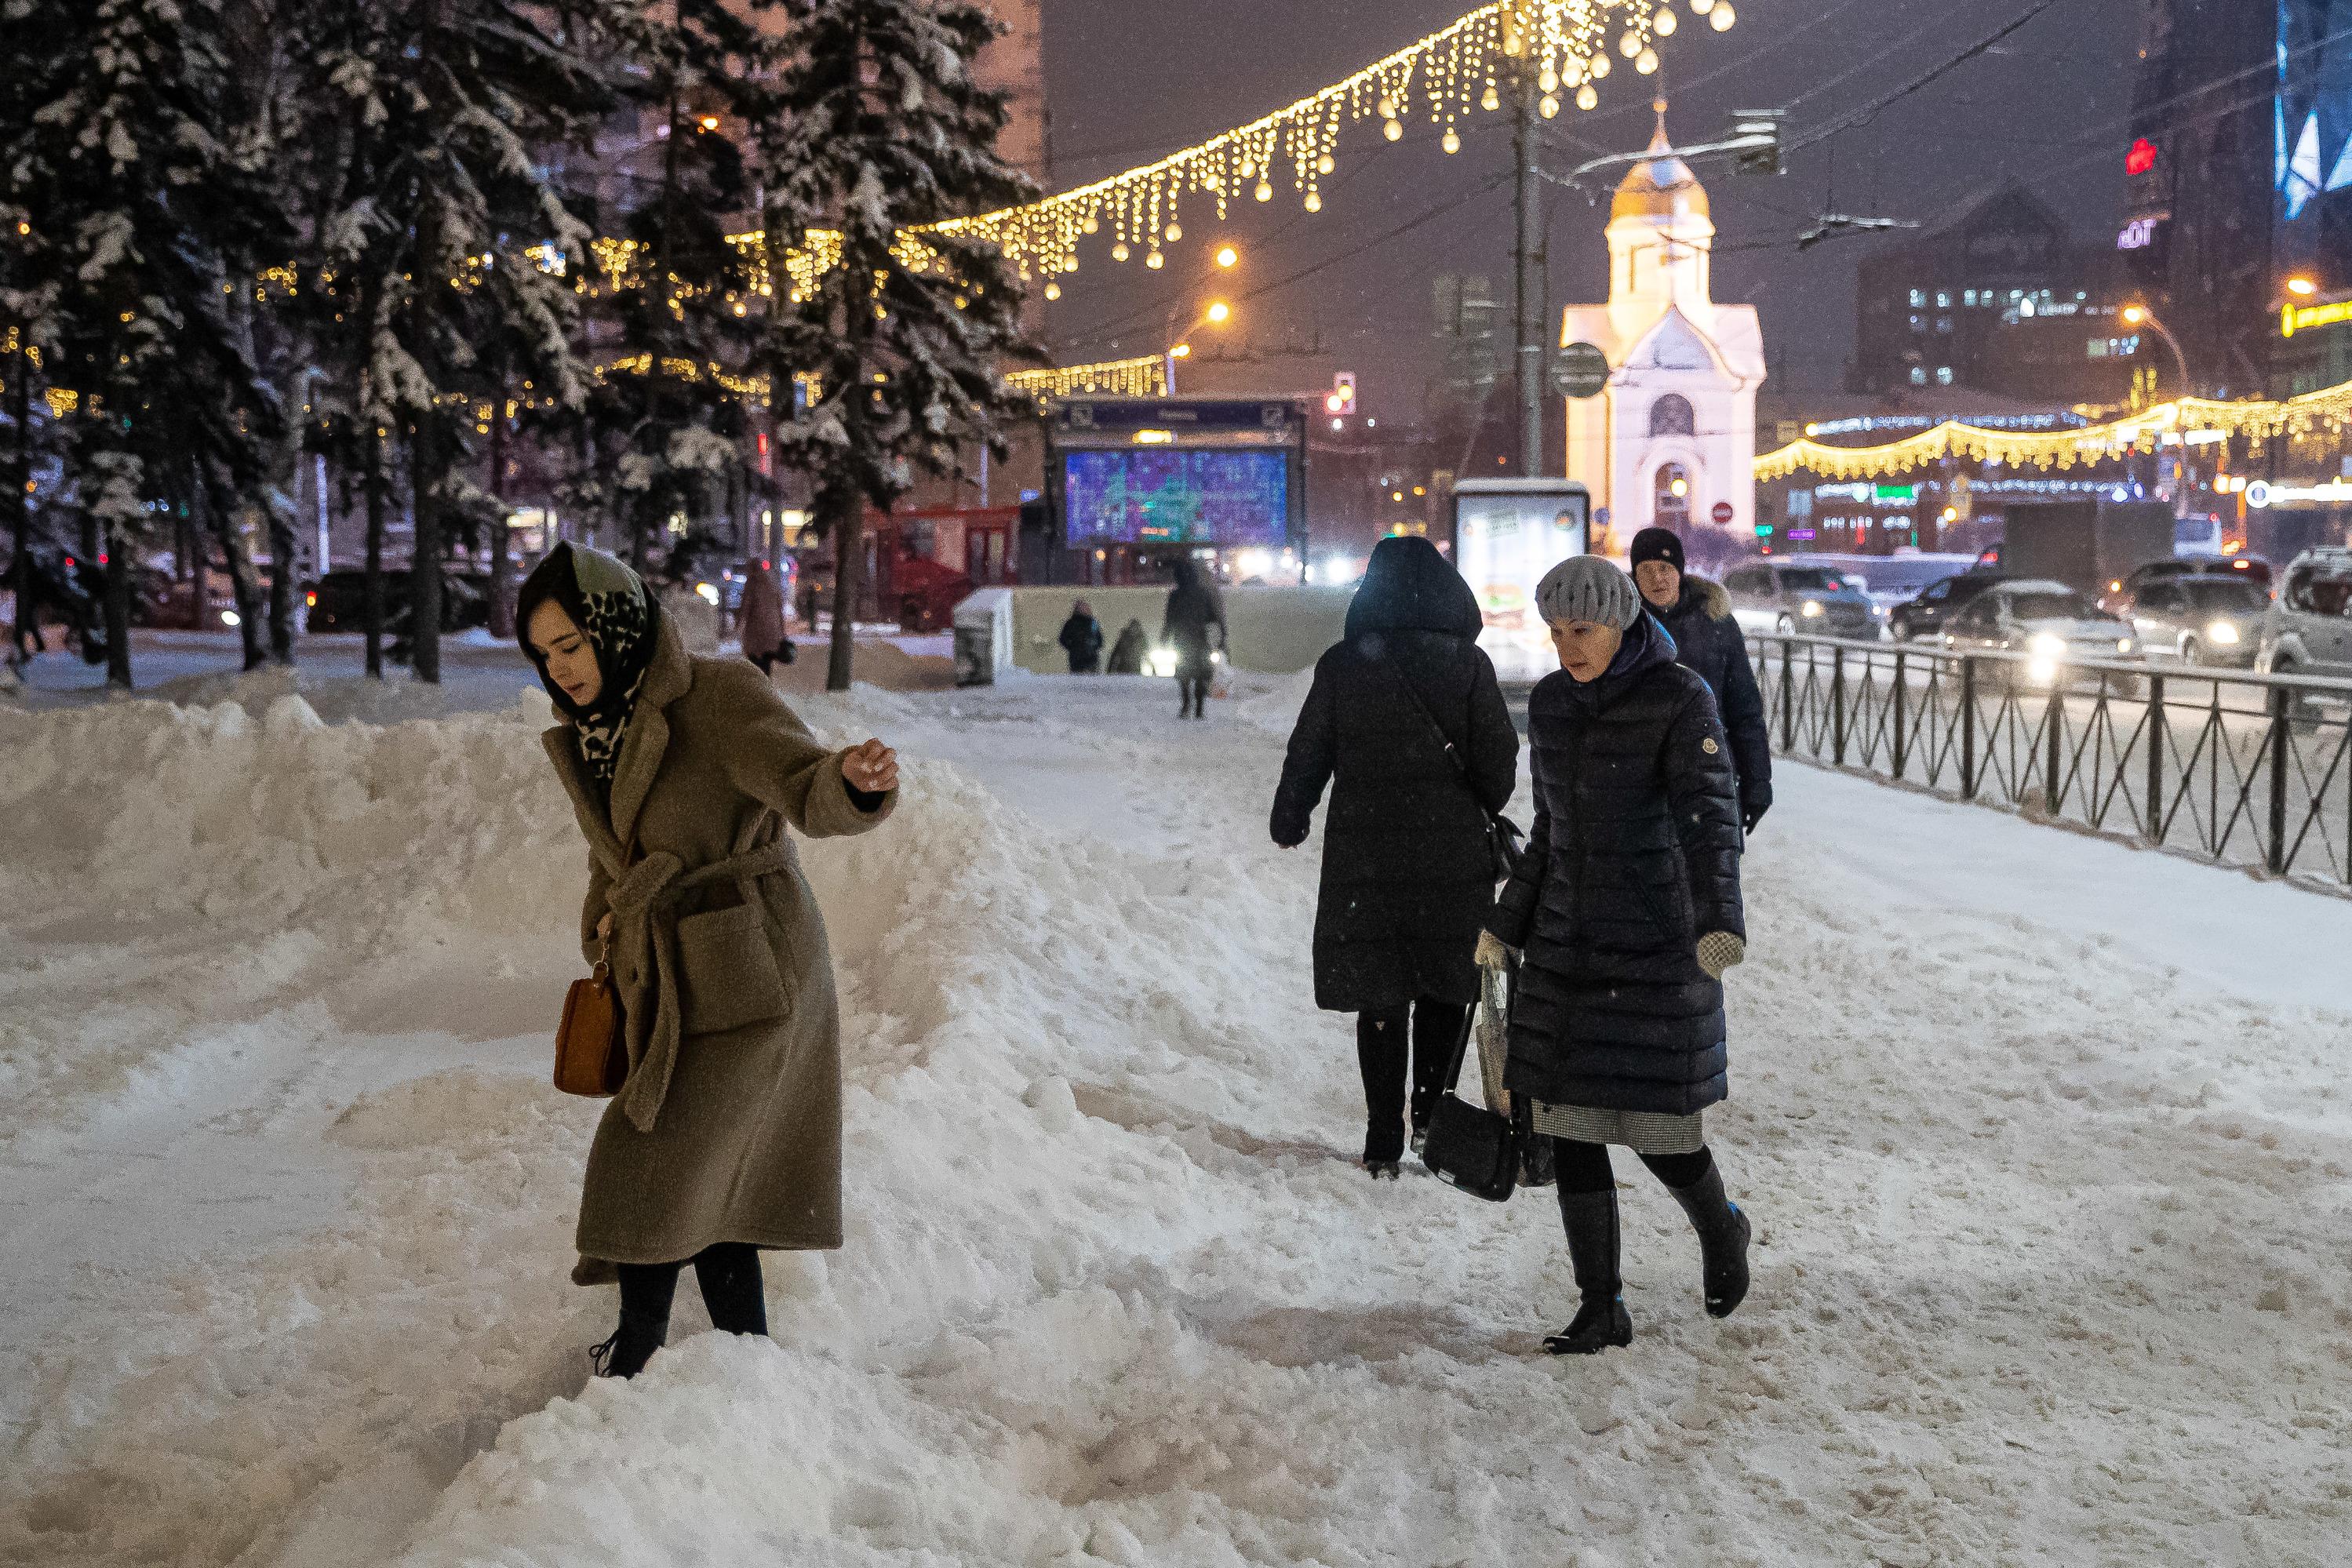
601, 842, 796, 1133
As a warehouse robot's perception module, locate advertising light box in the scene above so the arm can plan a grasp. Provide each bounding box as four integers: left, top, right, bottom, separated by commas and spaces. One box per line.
1452, 481, 1590, 681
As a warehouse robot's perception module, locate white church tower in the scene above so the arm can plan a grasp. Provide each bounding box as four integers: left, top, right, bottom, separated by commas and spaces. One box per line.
1561, 101, 1765, 555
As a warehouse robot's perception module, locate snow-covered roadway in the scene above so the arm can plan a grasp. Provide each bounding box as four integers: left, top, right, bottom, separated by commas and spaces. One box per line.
2, 671, 2347, 1567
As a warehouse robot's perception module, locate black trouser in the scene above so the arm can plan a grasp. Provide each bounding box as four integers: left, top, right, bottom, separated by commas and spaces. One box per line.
1177, 673, 1208, 716
1356, 999, 1469, 1162
1551, 1137, 1714, 1194
616, 1242, 769, 1338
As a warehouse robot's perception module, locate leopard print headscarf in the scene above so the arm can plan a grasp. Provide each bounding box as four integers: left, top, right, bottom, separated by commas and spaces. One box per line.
516, 543, 658, 796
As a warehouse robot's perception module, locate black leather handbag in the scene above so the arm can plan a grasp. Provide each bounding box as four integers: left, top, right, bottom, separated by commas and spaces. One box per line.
1419, 1002, 1519, 1202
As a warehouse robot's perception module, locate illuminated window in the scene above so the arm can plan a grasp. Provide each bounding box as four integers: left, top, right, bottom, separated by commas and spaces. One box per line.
1936, 316, 1953, 333
1909, 289, 1926, 308
1935, 366, 1954, 385
1964, 289, 1978, 307
1910, 314, 1926, 332
1910, 366, 1928, 385
1935, 291, 1952, 308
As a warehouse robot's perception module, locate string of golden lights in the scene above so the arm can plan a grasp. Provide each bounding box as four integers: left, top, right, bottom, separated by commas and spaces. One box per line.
1003, 355, 1168, 400
1753, 377, 2352, 482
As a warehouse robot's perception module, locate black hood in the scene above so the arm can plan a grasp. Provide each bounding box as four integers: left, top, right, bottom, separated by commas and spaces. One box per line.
1344, 535, 1483, 639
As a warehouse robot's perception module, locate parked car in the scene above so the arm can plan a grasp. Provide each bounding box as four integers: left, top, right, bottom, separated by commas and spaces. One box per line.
304, 569, 490, 635
1941, 579, 2139, 691
2121, 575, 2269, 668
2256, 549, 2352, 708
2106, 555, 2272, 610
1724, 561, 1878, 638
1889, 572, 2010, 643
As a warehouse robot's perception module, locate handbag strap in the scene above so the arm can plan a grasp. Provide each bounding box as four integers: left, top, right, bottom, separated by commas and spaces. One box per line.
1439, 993, 1480, 1095
1382, 651, 1479, 795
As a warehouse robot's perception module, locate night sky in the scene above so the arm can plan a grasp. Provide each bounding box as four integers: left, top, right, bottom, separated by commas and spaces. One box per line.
1036, 0, 2148, 419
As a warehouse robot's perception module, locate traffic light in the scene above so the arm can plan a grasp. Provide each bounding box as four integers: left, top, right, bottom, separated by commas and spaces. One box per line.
1326, 372, 1357, 417
1731, 111, 1784, 176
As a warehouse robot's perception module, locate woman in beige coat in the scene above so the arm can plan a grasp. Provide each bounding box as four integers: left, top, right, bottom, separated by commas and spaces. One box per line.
518, 543, 898, 1378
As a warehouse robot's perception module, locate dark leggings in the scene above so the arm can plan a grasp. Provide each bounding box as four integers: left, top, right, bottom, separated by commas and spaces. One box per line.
1356, 998, 1469, 1161
617, 1242, 769, 1337
1552, 1137, 1714, 1195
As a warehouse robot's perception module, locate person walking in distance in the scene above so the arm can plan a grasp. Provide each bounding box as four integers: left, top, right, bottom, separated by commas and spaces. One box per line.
1271, 536, 1518, 1177
1479, 555, 1751, 1354
1162, 558, 1226, 719
518, 542, 899, 1379
1628, 527, 1771, 833
737, 560, 794, 676
1105, 617, 1149, 675
1058, 598, 1105, 674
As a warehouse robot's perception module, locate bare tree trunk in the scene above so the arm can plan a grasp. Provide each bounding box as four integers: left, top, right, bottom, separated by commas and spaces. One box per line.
6, 347, 32, 667
103, 512, 133, 690
265, 493, 298, 664
486, 355, 514, 638
407, 0, 448, 684
203, 475, 269, 670
364, 424, 386, 678
825, 491, 858, 693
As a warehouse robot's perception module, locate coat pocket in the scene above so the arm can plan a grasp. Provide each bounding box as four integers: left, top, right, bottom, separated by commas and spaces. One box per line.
674, 904, 790, 1035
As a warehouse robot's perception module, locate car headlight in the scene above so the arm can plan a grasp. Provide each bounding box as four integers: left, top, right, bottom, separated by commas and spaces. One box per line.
2027, 632, 2066, 658
1800, 599, 1825, 618
1146, 646, 1179, 678
695, 581, 720, 606
221, 609, 241, 628
2206, 620, 2241, 646
2117, 638, 2134, 653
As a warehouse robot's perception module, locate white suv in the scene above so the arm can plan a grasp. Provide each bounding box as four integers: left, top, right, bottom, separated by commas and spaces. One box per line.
2257, 548, 2352, 686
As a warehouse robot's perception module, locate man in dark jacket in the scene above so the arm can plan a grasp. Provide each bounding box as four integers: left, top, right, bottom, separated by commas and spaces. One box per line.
1058, 598, 1104, 674
1480, 554, 1751, 1355
1629, 527, 1772, 832
1272, 536, 1518, 1174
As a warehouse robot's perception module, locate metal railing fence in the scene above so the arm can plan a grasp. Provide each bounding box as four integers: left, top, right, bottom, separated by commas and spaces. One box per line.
1749, 635, 2352, 893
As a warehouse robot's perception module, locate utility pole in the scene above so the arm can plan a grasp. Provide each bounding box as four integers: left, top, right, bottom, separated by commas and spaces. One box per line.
1513, 67, 1546, 478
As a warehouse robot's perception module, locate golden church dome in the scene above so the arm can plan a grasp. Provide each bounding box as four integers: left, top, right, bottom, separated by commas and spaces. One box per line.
1611, 101, 1709, 224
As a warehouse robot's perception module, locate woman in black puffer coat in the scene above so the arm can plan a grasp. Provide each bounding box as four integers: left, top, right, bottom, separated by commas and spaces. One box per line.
1272, 536, 1517, 1175
1480, 554, 1752, 1355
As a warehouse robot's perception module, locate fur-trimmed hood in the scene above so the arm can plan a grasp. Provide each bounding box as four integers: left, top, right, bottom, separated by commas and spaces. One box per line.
1677, 574, 1732, 621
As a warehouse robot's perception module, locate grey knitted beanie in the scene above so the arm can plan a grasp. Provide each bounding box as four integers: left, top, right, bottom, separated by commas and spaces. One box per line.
1535, 555, 1641, 630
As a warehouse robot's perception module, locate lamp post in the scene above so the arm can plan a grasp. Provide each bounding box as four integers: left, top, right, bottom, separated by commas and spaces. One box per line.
2121, 304, 2192, 398
1163, 298, 1233, 395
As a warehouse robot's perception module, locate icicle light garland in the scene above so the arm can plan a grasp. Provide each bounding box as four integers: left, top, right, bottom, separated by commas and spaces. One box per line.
717, 0, 1716, 295
1004, 355, 1167, 401
1754, 380, 2352, 481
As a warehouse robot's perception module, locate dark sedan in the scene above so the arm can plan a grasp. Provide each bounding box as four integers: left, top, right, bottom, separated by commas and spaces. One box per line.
1888, 572, 2007, 643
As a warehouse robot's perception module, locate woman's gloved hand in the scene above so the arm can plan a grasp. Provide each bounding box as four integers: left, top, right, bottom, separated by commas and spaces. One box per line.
1475, 930, 1516, 970
1697, 931, 1746, 979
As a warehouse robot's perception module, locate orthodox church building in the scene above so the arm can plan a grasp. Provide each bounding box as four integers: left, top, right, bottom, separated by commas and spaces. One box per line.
1562, 104, 1765, 555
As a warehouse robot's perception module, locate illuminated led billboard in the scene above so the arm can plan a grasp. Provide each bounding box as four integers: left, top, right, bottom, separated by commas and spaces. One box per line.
1061, 449, 1291, 548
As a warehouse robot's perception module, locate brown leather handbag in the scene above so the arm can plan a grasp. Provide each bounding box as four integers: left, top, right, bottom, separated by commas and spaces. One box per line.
555, 830, 636, 1098
554, 952, 629, 1097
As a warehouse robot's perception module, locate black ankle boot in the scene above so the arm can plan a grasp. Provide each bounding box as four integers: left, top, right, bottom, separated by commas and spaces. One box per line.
589, 1311, 668, 1378
694, 1244, 770, 1337
1663, 1162, 1752, 1319
1545, 1188, 1633, 1355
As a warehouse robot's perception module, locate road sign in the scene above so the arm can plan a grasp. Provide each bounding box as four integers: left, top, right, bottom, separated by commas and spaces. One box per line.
1551, 343, 1609, 399
1711, 500, 1735, 526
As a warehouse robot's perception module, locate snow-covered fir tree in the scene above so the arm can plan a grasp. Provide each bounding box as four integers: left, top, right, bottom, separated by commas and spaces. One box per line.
0, 0, 286, 688
574, 0, 774, 573
284, 0, 623, 682
752, 0, 1038, 691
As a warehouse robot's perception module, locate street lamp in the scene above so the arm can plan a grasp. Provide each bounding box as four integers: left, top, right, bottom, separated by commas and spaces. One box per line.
1215, 245, 1240, 269
2286, 275, 2318, 297
1165, 299, 1234, 395
2121, 304, 2191, 397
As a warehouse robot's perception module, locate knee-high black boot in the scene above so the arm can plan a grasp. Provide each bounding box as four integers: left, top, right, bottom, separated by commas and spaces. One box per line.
694, 1243, 770, 1337
593, 1261, 683, 1378
1546, 1186, 1633, 1355
1649, 1149, 1752, 1319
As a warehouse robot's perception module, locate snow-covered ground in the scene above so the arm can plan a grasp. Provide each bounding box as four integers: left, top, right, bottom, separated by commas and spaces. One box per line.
4, 669, 2350, 1567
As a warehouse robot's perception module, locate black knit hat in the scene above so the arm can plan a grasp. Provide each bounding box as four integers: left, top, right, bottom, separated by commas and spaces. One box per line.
1629, 527, 1687, 574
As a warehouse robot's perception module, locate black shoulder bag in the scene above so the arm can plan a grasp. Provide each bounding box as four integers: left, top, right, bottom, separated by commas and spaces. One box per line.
1420, 991, 1519, 1201
1385, 657, 1524, 883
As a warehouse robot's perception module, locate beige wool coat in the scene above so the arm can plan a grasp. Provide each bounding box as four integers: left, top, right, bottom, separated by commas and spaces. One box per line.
541, 615, 894, 1269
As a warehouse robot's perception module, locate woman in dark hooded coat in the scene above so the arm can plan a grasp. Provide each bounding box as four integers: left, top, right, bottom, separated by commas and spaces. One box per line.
1270, 536, 1518, 1174
1162, 558, 1226, 719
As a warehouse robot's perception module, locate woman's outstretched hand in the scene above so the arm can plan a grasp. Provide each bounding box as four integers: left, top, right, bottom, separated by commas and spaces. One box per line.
842, 739, 899, 795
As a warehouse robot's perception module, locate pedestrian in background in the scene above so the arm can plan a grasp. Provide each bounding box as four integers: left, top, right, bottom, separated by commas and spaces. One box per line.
1272, 535, 1518, 1177
1058, 598, 1104, 674
1479, 555, 1751, 1355
1629, 527, 1772, 832
517, 542, 899, 1380
738, 561, 795, 675
1162, 558, 1226, 719
1106, 618, 1149, 675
